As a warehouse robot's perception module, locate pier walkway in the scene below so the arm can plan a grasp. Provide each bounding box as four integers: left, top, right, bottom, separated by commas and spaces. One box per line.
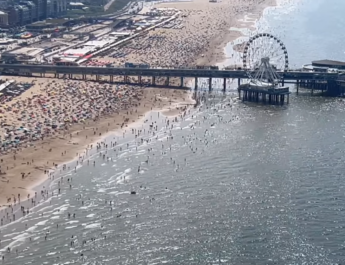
0, 64, 344, 97
0, 64, 339, 80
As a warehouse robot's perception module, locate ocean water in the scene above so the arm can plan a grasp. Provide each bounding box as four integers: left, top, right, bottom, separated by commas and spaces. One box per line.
1, 0, 345, 264
222, 0, 345, 70
262, 0, 345, 67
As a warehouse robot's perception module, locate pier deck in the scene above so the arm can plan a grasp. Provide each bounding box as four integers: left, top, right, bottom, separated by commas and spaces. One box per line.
0, 64, 339, 80
0, 64, 345, 97
238, 84, 290, 105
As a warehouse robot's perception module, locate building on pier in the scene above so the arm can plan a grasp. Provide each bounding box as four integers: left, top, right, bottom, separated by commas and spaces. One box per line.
240, 53, 290, 105
303, 59, 345, 73
238, 82, 290, 105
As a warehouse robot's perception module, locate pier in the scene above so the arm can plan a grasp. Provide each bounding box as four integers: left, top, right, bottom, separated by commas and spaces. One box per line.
0, 64, 339, 80
0, 64, 344, 99
238, 84, 290, 104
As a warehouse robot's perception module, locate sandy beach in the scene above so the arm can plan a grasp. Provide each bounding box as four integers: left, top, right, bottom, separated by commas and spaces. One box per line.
2, 1, 345, 264
96, 0, 276, 68
0, 0, 276, 208
0, 76, 193, 208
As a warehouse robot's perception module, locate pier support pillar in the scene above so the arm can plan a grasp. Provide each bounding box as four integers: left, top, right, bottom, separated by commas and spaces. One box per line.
110, 75, 114, 83
209, 77, 212, 91
166, 76, 170, 86
180, 76, 184, 87
223, 78, 226, 92
40, 73, 43, 77
238, 78, 241, 87
152, 76, 156, 86
195, 77, 198, 90
138, 75, 142, 84
311, 80, 315, 95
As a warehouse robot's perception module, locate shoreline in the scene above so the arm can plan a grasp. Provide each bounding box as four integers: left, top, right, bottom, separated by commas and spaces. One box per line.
194, 0, 277, 67
0, 105, 196, 242
152, 0, 277, 89
0, 0, 278, 224
216, 0, 277, 68
0, 80, 195, 212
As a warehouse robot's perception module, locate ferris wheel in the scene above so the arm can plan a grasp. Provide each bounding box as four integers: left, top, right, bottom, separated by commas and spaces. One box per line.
242, 33, 289, 85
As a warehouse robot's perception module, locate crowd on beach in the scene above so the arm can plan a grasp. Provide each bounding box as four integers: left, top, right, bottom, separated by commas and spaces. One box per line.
101, 0, 274, 68
0, 75, 191, 211
0, 0, 278, 260
0, 88, 193, 261
0, 89, 242, 263
0, 79, 143, 152
0, 0, 274, 154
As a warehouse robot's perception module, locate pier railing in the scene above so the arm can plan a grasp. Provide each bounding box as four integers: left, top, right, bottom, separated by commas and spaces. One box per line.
0, 64, 340, 81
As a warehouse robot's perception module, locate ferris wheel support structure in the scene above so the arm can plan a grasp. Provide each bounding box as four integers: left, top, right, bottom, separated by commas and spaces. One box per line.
242, 33, 289, 86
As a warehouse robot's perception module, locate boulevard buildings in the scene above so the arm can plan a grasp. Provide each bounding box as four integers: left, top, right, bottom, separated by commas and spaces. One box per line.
0, 0, 67, 27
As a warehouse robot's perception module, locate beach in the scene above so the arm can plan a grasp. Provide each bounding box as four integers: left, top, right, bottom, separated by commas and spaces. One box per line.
0, 76, 193, 208
0, 0, 277, 209
95, 0, 276, 68
3, 0, 345, 263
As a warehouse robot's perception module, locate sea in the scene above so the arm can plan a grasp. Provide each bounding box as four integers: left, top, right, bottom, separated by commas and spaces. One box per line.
1, 0, 345, 264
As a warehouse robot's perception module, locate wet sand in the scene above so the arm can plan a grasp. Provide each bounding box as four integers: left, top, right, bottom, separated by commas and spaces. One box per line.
0, 0, 277, 208
0, 76, 194, 208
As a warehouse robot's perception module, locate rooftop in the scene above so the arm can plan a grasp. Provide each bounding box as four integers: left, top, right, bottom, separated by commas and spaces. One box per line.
10, 47, 44, 56
116, 15, 134, 20
84, 40, 110, 47
29, 18, 67, 27
69, 2, 84, 5
312, 59, 345, 67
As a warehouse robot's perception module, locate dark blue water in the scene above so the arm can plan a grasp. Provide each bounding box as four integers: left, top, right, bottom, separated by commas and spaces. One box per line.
1, 0, 345, 264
